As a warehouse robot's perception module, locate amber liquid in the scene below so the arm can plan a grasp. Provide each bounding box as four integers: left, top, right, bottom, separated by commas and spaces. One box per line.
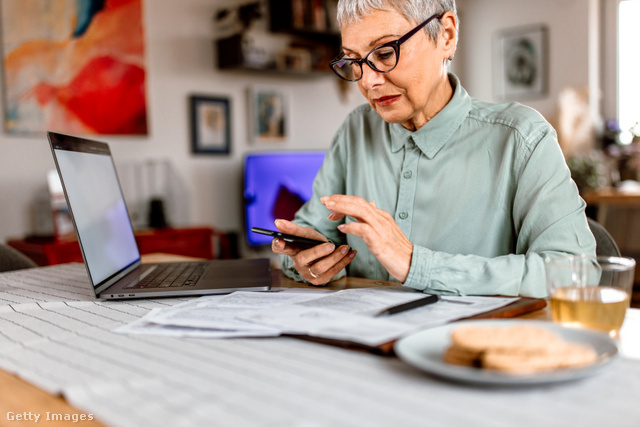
550, 286, 629, 336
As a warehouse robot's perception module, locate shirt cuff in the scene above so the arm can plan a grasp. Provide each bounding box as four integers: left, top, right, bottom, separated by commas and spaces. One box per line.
402, 245, 434, 291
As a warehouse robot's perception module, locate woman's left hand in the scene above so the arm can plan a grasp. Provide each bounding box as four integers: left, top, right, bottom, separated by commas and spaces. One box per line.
320, 194, 413, 282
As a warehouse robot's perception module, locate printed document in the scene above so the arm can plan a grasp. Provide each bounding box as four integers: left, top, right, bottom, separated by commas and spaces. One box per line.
124, 286, 517, 346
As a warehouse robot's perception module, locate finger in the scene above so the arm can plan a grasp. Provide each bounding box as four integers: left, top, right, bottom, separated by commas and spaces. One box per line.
271, 237, 302, 256
274, 219, 327, 241
321, 194, 367, 205
324, 249, 357, 280
320, 195, 377, 223
293, 242, 336, 266
307, 249, 357, 285
337, 222, 376, 245
327, 211, 345, 221
273, 235, 334, 259
308, 245, 351, 274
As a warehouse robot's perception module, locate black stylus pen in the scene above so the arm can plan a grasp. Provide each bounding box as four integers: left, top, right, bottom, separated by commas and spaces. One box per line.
376, 294, 440, 316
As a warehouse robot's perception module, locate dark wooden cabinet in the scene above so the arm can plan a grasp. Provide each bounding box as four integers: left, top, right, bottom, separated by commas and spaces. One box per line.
7, 227, 218, 266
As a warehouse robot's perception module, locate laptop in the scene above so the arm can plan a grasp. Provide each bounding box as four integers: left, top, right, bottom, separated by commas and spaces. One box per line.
47, 131, 271, 299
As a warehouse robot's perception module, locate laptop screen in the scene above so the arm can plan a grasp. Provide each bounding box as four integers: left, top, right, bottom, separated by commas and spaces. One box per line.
48, 133, 140, 287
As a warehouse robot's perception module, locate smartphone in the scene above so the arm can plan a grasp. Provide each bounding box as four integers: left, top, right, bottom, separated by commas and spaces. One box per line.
251, 227, 331, 247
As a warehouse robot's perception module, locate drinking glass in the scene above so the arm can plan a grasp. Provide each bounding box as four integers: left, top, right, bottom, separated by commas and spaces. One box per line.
544, 255, 635, 337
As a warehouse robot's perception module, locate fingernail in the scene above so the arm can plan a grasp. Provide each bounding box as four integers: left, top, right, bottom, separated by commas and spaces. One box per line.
273, 238, 280, 244
326, 201, 336, 207
338, 224, 345, 230
341, 246, 348, 255
348, 250, 356, 258
274, 219, 280, 226
325, 243, 335, 253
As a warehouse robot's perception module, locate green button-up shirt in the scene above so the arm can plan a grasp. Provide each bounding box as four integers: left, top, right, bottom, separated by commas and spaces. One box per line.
282, 74, 595, 297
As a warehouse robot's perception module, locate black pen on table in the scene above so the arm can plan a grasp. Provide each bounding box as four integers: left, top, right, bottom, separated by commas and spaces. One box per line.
376, 294, 440, 316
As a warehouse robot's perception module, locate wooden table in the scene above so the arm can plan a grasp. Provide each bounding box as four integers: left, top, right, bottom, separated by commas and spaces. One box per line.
581, 187, 640, 296
582, 187, 640, 205
3, 268, 637, 427
582, 186, 640, 224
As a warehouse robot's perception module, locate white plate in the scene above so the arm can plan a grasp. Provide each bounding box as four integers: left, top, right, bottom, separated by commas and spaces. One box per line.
394, 319, 618, 386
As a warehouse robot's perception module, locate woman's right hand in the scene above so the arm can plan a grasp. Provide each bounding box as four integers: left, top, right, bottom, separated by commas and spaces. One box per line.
271, 219, 356, 285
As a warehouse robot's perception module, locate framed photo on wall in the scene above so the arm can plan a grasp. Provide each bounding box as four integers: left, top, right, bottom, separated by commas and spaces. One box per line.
248, 86, 290, 144
189, 95, 231, 155
493, 25, 548, 101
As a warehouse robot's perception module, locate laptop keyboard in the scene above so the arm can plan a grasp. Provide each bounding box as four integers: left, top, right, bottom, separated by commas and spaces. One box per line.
125, 262, 208, 289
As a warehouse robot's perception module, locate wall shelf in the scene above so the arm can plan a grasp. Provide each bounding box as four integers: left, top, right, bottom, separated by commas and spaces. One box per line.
216, 0, 340, 75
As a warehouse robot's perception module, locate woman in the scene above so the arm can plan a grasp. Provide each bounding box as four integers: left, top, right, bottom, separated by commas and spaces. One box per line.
271, 0, 595, 297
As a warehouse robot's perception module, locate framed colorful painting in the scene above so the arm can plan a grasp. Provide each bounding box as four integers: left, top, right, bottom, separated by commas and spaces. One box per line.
0, 0, 148, 135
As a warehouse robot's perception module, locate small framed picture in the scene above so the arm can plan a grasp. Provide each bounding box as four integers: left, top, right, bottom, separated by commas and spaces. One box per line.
189, 95, 231, 155
493, 25, 548, 101
249, 86, 290, 144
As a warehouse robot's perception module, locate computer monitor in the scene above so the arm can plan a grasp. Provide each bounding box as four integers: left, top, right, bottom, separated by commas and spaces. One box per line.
243, 151, 325, 246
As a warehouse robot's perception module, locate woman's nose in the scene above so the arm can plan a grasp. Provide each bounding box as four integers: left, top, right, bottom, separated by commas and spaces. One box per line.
359, 63, 385, 89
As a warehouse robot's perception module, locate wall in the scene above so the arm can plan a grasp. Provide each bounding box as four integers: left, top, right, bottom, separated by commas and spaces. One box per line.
601, 0, 620, 120
0, 0, 363, 245
456, 0, 590, 121
0, 0, 611, 252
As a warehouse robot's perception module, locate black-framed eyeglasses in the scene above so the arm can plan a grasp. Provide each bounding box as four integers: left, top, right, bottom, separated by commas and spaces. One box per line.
329, 13, 444, 82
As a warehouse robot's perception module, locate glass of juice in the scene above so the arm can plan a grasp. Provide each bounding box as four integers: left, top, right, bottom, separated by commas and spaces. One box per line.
544, 255, 635, 338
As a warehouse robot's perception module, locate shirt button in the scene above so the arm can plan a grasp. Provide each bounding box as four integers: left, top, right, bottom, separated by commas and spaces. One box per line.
403, 170, 412, 179
399, 212, 408, 220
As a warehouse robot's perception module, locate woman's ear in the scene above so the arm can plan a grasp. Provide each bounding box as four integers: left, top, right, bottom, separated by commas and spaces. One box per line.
439, 11, 458, 60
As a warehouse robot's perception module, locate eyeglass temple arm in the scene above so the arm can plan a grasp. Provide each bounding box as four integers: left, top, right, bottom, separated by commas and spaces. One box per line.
397, 13, 445, 45
329, 12, 445, 66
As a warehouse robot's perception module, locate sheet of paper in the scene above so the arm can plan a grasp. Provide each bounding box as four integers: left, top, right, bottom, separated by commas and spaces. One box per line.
389, 295, 518, 328
116, 308, 282, 338
237, 291, 516, 346
290, 286, 430, 315
128, 286, 515, 346
117, 290, 330, 337
239, 304, 416, 346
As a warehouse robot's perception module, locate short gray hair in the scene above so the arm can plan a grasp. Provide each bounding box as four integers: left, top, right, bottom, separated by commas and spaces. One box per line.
336, 0, 458, 42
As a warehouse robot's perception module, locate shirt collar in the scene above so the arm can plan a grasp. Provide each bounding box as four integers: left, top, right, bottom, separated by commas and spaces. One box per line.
389, 73, 472, 158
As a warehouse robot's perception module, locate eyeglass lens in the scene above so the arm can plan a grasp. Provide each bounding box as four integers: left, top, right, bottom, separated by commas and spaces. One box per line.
333, 45, 397, 81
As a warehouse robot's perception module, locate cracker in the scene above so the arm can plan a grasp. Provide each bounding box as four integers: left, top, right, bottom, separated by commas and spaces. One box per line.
443, 345, 482, 367
443, 324, 598, 374
451, 325, 562, 353
482, 342, 597, 373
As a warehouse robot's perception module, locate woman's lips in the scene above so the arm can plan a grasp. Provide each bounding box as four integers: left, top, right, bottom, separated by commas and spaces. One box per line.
373, 95, 400, 107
